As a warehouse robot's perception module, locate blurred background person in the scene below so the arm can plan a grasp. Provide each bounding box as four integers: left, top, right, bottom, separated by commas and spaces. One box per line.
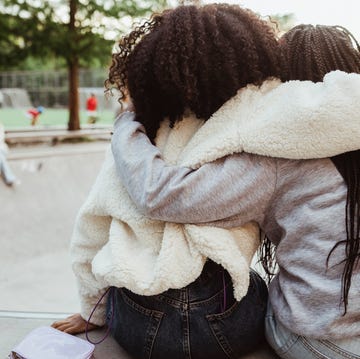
26, 106, 44, 126
86, 93, 98, 124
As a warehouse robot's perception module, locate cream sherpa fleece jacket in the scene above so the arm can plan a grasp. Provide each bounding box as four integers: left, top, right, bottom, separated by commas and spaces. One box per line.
71, 115, 259, 325
71, 71, 360, 325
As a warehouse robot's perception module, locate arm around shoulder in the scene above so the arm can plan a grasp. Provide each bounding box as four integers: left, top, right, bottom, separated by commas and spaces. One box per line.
247, 71, 360, 159
112, 114, 276, 225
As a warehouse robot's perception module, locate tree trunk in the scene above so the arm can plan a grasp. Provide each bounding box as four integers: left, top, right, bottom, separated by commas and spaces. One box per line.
68, 58, 80, 130
67, 0, 80, 131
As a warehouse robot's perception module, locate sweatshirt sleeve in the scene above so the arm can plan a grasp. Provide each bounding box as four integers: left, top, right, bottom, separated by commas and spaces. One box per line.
111, 112, 276, 225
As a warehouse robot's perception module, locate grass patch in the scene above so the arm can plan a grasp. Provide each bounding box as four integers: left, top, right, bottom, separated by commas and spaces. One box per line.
0, 108, 116, 129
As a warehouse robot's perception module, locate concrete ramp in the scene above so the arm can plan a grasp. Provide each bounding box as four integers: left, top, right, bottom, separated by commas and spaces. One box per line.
0, 88, 32, 108
0, 142, 109, 313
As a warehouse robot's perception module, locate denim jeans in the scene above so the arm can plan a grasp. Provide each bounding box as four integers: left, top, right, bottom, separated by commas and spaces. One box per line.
265, 302, 360, 359
106, 261, 268, 359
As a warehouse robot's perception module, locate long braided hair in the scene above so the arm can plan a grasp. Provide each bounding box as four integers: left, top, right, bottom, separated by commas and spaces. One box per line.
105, 4, 280, 142
280, 24, 360, 313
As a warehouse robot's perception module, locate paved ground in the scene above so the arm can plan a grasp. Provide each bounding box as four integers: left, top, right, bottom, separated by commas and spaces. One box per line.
1, 141, 109, 313
0, 139, 279, 358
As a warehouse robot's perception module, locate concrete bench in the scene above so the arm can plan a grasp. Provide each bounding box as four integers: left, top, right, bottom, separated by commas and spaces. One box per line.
5, 124, 113, 133
1, 314, 130, 359
1, 314, 279, 358
5, 128, 112, 145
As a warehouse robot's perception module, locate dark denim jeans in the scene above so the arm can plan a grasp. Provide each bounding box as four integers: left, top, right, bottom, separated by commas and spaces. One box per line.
106, 261, 268, 359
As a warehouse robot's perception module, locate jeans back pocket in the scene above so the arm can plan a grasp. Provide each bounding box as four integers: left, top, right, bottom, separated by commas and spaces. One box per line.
206, 271, 268, 358
111, 288, 164, 359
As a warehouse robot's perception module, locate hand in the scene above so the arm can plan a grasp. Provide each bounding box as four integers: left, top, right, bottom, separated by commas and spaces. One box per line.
122, 94, 134, 112
126, 99, 135, 112
51, 313, 100, 334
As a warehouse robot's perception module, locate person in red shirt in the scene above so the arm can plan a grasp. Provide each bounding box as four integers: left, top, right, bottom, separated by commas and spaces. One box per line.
86, 93, 98, 124
26, 106, 44, 126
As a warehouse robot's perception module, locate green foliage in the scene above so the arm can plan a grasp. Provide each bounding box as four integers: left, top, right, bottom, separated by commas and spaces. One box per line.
1, 0, 168, 129
0, 0, 168, 71
269, 13, 296, 34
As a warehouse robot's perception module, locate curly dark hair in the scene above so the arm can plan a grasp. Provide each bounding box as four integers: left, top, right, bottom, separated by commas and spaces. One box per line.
105, 4, 280, 141
279, 25, 360, 314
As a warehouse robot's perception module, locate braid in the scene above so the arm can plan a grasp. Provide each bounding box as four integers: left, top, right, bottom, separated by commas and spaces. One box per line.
279, 24, 360, 313
280, 24, 360, 81
313, 30, 331, 76
331, 151, 360, 313
257, 235, 278, 284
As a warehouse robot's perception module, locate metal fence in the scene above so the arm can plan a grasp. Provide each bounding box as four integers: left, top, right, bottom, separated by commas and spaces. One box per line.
0, 69, 108, 108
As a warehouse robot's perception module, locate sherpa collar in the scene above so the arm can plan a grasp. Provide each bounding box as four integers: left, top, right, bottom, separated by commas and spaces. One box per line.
179, 70, 360, 168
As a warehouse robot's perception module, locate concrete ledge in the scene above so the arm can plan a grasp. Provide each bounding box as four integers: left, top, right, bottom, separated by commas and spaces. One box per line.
7, 142, 109, 160
5, 128, 111, 145
5, 124, 113, 133
0, 315, 131, 359
1, 314, 280, 359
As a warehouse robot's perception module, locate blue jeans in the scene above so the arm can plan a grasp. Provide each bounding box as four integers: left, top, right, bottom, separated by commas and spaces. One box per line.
107, 261, 268, 359
265, 302, 360, 359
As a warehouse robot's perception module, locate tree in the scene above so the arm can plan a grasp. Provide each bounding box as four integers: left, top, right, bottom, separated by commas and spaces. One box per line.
0, 0, 167, 130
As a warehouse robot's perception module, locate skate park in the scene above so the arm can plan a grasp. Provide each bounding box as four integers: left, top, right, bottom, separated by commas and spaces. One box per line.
3, 0, 360, 357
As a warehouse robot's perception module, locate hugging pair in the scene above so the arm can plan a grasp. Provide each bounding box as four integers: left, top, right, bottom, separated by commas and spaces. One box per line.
54, 4, 360, 359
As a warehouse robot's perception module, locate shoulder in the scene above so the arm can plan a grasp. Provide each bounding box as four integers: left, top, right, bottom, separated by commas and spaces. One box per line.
219, 152, 278, 183
275, 156, 342, 187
